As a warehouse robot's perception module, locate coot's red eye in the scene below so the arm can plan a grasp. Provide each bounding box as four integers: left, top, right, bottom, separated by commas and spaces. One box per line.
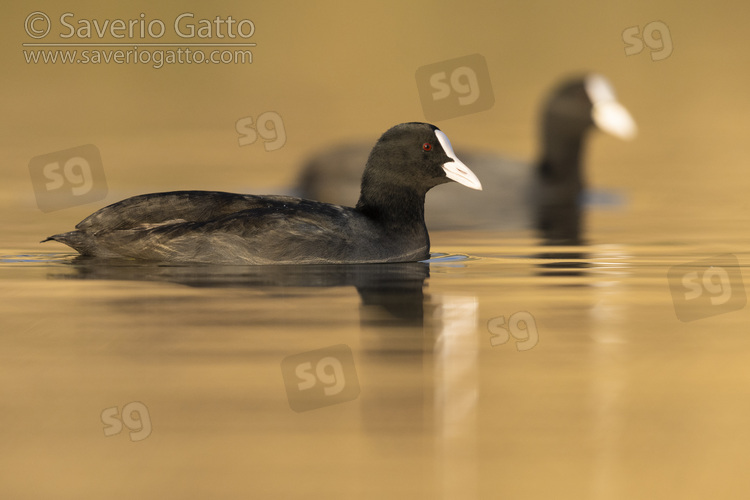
422, 143, 432, 151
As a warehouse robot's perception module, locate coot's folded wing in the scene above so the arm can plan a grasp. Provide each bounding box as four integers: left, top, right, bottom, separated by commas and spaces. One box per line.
74, 191, 302, 232
70, 202, 375, 264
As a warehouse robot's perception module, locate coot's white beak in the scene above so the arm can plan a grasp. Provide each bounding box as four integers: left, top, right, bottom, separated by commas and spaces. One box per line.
435, 129, 483, 191
592, 100, 637, 140
585, 75, 638, 141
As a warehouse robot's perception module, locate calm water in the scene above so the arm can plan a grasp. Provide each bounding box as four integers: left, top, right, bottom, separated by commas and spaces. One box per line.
2, 199, 750, 499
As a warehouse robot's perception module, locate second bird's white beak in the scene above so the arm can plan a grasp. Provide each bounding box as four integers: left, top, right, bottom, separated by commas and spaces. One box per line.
585, 74, 638, 140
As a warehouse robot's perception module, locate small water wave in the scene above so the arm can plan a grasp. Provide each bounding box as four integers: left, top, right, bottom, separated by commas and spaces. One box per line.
424, 253, 478, 265
0, 251, 75, 265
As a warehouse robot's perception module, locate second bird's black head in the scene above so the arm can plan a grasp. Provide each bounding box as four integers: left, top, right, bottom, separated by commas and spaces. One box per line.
542, 74, 637, 141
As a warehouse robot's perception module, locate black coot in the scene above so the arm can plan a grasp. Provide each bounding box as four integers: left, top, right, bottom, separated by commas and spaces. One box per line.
43, 123, 482, 265
297, 74, 636, 242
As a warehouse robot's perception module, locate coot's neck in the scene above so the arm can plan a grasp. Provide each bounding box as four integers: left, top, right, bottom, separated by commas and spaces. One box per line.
535, 118, 589, 244
355, 177, 428, 230
537, 124, 587, 194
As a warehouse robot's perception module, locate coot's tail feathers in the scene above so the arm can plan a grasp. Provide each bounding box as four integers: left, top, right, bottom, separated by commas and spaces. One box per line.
42, 231, 94, 255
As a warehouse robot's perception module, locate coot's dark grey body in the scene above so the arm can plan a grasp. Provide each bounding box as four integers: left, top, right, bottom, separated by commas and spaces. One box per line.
44, 123, 482, 264
297, 74, 636, 242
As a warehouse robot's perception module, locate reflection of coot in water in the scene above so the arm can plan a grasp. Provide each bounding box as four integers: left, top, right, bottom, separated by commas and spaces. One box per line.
50, 258, 430, 324
44, 123, 481, 264
355, 263, 429, 325
297, 74, 636, 244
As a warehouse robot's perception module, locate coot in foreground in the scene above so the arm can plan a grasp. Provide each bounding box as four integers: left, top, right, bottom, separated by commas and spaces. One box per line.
297, 74, 636, 242
44, 123, 482, 265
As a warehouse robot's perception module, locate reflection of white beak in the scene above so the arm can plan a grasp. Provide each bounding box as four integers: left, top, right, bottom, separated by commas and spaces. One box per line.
435, 130, 483, 191
585, 74, 638, 141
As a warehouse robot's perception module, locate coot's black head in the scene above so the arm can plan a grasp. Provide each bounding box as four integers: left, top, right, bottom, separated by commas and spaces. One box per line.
542, 74, 637, 141
360, 122, 482, 198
